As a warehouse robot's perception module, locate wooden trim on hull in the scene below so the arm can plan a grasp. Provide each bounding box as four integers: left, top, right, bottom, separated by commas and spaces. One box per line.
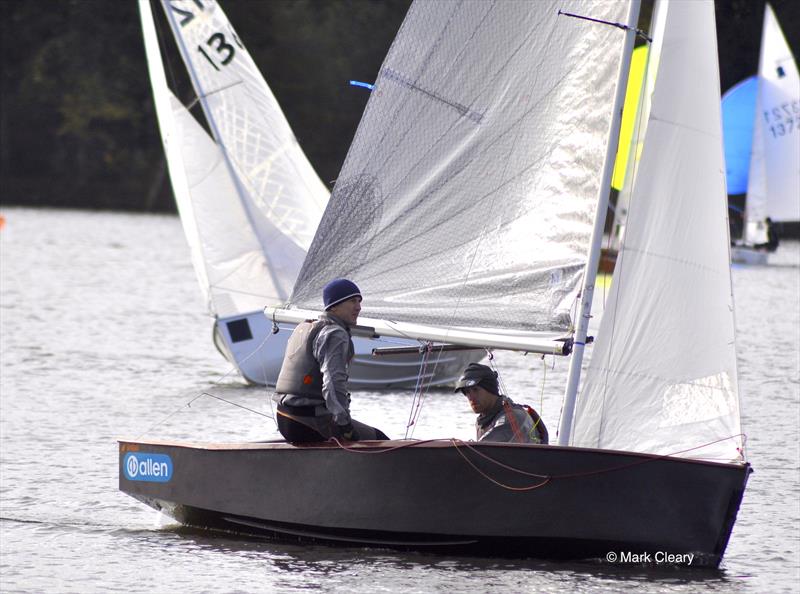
119, 439, 750, 567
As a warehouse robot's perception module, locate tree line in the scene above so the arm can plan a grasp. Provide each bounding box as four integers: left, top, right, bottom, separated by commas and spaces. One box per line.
1, 0, 797, 213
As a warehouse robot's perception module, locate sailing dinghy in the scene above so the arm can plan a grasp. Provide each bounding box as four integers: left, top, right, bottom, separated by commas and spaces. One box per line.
140, 0, 478, 388
730, 3, 799, 265
122, 0, 750, 566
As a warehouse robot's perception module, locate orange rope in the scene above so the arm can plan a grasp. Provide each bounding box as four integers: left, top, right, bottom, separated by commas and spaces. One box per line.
450, 439, 551, 491
325, 434, 747, 492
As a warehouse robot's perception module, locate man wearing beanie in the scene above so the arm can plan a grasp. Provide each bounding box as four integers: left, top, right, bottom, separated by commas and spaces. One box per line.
455, 362, 548, 444
274, 278, 389, 443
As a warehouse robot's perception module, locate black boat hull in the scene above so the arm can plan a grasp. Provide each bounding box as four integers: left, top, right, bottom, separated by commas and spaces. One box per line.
119, 439, 749, 566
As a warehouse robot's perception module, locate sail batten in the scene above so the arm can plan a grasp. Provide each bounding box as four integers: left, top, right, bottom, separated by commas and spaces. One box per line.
291, 0, 629, 335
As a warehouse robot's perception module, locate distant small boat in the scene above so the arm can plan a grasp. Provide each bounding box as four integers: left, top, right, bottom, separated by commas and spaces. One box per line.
139, 0, 478, 388
725, 4, 799, 264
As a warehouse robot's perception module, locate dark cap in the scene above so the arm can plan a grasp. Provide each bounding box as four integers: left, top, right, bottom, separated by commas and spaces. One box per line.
454, 362, 499, 395
323, 278, 362, 310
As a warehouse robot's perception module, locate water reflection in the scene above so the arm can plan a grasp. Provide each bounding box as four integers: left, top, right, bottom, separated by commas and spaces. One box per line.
159, 525, 745, 593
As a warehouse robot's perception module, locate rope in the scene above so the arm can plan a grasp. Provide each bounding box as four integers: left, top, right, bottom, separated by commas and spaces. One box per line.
322, 433, 746, 492
135, 324, 277, 439
199, 392, 272, 419
450, 439, 551, 491
405, 342, 433, 439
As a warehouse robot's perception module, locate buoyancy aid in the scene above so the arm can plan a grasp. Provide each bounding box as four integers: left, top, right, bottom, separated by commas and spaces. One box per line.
522, 404, 549, 444
275, 320, 327, 398
275, 316, 355, 400
477, 396, 549, 444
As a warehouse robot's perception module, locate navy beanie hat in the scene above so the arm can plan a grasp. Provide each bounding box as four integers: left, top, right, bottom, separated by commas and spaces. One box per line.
454, 362, 500, 396
323, 278, 362, 310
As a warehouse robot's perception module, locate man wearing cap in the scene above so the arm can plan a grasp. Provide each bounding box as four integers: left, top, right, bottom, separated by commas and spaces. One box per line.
274, 278, 388, 443
455, 362, 548, 444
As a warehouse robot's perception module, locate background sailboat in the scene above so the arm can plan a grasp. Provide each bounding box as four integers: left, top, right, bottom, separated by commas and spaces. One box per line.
139, 0, 478, 388
123, 0, 748, 566
728, 3, 799, 264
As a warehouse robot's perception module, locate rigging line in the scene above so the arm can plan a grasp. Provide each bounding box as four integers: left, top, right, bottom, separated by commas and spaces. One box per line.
329, 437, 446, 454
135, 329, 276, 439
134, 392, 206, 440
407, 342, 442, 439
539, 354, 547, 418
549, 434, 749, 480
405, 343, 430, 438
452, 440, 550, 478
199, 392, 273, 419
193, 79, 245, 102
453, 433, 745, 486
407, 350, 427, 435
450, 440, 551, 491
408, 340, 456, 438
557, 10, 653, 42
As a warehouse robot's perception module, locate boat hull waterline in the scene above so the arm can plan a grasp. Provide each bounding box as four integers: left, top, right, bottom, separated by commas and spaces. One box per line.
119, 439, 750, 566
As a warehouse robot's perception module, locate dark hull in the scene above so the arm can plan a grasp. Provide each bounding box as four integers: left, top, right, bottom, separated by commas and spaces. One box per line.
119, 439, 750, 566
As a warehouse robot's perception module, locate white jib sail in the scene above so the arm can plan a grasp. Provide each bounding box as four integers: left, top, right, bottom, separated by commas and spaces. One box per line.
744, 3, 800, 243
157, 0, 328, 315
572, 0, 743, 463
289, 0, 628, 343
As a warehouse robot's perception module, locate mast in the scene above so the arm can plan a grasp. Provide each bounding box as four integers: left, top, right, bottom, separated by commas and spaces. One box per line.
159, 0, 286, 300
557, 0, 642, 446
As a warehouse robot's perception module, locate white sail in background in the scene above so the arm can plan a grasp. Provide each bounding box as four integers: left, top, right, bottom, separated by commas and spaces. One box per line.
155, 0, 328, 315
140, 0, 211, 305
170, 94, 286, 314
572, 0, 742, 463
143, 0, 264, 314
290, 0, 628, 338
744, 3, 800, 244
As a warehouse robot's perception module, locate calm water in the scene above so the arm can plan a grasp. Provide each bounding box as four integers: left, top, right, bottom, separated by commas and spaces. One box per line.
1, 207, 798, 593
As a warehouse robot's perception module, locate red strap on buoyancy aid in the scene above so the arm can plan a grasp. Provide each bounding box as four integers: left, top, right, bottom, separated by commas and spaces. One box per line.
502, 400, 526, 443
523, 404, 548, 444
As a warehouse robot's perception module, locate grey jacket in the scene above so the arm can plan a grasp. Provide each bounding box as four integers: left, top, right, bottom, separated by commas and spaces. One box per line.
276, 312, 354, 426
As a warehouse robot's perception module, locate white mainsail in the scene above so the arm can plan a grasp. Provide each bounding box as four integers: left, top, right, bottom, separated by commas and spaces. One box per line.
744, 3, 800, 244
289, 0, 629, 344
571, 0, 742, 463
145, 0, 328, 316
